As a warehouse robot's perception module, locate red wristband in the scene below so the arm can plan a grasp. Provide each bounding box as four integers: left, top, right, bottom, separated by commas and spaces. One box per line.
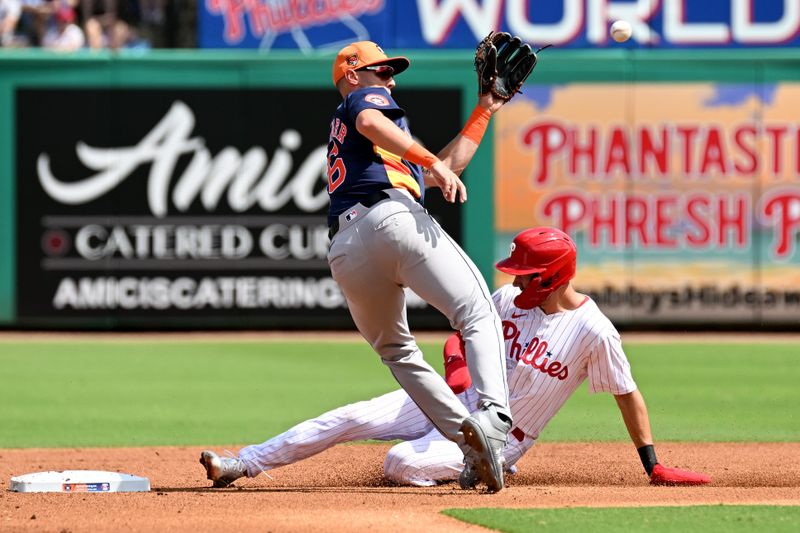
460, 105, 491, 144
402, 142, 439, 169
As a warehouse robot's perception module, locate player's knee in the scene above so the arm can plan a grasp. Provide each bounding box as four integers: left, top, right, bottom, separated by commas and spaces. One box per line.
331, 401, 388, 431
383, 442, 437, 487
375, 343, 421, 364
450, 299, 496, 331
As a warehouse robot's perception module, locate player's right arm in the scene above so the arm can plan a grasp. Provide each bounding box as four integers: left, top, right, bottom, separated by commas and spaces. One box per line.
596, 333, 710, 485
355, 108, 467, 203
615, 388, 711, 485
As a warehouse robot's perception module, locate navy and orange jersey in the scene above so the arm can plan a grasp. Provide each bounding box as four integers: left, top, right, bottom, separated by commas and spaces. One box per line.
326, 87, 425, 225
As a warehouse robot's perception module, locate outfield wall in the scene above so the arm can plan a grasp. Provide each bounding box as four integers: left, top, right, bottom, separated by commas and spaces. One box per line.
0, 49, 798, 329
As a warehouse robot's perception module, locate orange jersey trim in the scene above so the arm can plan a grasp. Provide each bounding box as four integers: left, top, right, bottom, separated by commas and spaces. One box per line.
374, 146, 422, 198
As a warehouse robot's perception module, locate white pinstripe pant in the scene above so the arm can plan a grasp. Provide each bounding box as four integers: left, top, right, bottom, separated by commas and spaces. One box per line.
238, 388, 534, 486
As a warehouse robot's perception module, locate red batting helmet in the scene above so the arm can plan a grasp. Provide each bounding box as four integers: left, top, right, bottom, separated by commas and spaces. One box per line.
495, 227, 577, 309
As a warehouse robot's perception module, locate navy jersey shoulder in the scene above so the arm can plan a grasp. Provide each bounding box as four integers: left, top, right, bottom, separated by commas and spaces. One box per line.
345, 87, 404, 121
326, 87, 425, 224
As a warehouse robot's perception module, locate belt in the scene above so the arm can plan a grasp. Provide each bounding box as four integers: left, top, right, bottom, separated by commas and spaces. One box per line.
328, 190, 391, 240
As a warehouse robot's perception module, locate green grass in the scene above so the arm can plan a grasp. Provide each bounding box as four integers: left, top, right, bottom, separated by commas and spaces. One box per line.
0, 340, 797, 447
443, 505, 800, 533
541, 343, 800, 442
0, 340, 400, 447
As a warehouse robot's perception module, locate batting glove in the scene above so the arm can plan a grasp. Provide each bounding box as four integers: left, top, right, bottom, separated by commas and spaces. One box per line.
650, 463, 711, 486
443, 332, 472, 394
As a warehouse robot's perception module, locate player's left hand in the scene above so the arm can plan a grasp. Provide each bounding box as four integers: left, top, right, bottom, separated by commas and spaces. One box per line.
477, 92, 506, 114
474, 31, 542, 103
649, 463, 710, 485
443, 332, 472, 394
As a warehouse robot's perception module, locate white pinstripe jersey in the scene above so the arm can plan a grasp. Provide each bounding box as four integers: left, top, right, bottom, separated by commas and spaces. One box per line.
492, 285, 637, 440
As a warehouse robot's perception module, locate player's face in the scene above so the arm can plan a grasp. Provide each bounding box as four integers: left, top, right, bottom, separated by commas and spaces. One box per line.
513, 274, 535, 290
356, 65, 396, 91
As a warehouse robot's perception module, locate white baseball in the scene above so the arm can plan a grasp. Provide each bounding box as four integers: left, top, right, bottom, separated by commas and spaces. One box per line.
610, 20, 632, 43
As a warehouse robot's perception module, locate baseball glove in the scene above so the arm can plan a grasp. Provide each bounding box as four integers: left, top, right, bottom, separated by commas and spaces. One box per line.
474, 31, 542, 101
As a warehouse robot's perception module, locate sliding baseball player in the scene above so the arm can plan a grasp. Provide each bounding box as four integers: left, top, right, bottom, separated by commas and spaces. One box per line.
200, 227, 709, 488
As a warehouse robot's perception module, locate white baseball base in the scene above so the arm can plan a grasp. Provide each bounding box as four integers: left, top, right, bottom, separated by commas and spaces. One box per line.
9, 470, 150, 493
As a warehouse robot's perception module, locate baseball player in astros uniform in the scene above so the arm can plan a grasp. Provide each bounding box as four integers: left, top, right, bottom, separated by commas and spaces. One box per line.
316, 40, 512, 491
200, 227, 709, 488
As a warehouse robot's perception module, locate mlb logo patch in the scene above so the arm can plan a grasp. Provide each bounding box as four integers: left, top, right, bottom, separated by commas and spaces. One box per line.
345, 209, 358, 222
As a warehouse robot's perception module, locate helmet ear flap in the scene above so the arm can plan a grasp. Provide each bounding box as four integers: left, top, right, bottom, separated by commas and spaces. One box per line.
513, 271, 568, 309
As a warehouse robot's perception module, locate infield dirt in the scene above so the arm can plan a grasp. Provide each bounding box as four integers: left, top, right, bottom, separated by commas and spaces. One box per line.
2, 442, 798, 532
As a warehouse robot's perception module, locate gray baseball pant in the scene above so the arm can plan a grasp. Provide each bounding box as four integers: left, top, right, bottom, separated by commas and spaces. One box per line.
327, 189, 510, 440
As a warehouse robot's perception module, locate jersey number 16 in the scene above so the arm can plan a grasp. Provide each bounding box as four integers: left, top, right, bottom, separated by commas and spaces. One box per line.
327, 142, 347, 193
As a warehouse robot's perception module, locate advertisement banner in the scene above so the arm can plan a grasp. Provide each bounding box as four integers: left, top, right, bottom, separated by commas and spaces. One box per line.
198, 0, 800, 50
199, 0, 389, 50
494, 82, 800, 325
16, 88, 462, 328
